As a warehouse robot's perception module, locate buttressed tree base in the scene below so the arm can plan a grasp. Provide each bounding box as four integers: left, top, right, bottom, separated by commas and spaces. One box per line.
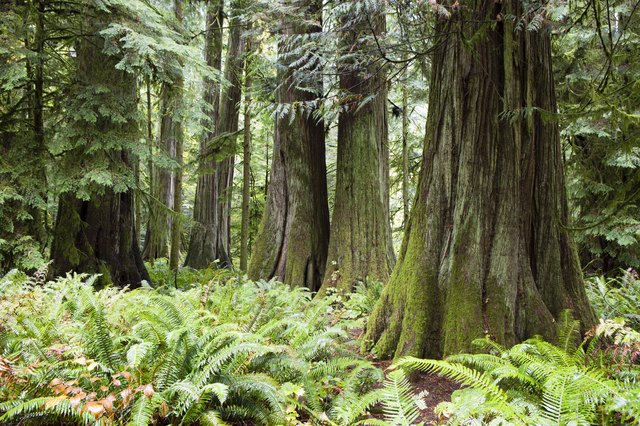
363, 2, 595, 359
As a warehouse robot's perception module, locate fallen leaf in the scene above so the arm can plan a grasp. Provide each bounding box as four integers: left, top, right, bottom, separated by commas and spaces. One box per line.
70, 395, 83, 409
143, 384, 154, 398
44, 395, 67, 409
52, 384, 68, 395
82, 401, 105, 419
49, 378, 63, 387
121, 388, 133, 407
159, 401, 169, 417
102, 394, 117, 412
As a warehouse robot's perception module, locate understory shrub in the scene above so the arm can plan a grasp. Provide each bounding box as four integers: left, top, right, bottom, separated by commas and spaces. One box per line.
0, 267, 398, 425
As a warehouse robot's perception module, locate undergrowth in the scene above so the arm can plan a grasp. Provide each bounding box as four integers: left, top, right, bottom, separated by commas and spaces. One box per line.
4, 263, 640, 425
0, 265, 400, 425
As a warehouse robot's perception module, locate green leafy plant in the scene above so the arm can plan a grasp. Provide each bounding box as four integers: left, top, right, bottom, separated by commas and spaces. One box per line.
586, 270, 640, 328
396, 313, 640, 425
0, 270, 387, 425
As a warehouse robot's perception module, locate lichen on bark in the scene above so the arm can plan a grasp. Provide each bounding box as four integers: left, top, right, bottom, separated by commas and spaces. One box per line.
319, 3, 394, 295
363, 2, 594, 359
248, 0, 329, 291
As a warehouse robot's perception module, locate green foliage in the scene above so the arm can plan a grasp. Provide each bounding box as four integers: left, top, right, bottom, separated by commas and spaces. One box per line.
361, 369, 426, 426
553, 0, 640, 272
396, 314, 640, 425
0, 270, 390, 425
586, 270, 640, 327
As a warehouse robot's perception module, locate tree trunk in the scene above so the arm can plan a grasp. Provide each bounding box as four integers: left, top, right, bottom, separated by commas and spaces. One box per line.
184, 0, 227, 269
142, 81, 177, 260
50, 21, 148, 286
320, 4, 394, 293
363, 2, 595, 359
240, 35, 253, 272
169, 0, 184, 270
248, 0, 329, 291
185, 0, 243, 269
401, 82, 410, 227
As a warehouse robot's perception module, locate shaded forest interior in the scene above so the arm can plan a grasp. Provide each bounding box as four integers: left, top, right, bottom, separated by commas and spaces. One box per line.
1, 0, 640, 425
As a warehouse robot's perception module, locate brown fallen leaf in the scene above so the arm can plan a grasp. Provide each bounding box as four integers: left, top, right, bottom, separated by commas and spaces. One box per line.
44, 395, 68, 410
82, 401, 105, 419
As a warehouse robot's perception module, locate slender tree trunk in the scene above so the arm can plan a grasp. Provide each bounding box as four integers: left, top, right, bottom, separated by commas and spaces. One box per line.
184, 0, 224, 269
363, 2, 595, 359
50, 22, 148, 286
248, 0, 329, 291
185, 0, 243, 269
31, 0, 47, 247
169, 0, 184, 270
25, 0, 47, 247
320, 4, 394, 293
240, 37, 252, 272
401, 83, 410, 227
142, 82, 175, 260
144, 2, 184, 263
214, 1, 244, 266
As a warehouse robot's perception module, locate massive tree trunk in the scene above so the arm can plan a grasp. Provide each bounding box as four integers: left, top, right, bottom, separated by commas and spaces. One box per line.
320, 4, 394, 293
50, 23, 148, 286
185, 0, 243, 269
363, 2, 595, 359
248, 0, 329, 291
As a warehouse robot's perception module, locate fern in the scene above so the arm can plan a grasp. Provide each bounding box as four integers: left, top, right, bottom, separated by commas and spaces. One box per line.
376, 369, 422, 426
127, 393, 165, 426
0, 271, 386, 425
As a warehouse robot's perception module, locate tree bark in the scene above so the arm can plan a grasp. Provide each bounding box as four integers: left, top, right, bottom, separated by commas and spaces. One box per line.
363, 2, 595, 359
142, 81, 177, 260
169, 0, 184, 270
183, 0, 229, 269
50, 22, 148, 286
248, 0, 329, 291
320, 4, 394, 293
240, 35, 253, 272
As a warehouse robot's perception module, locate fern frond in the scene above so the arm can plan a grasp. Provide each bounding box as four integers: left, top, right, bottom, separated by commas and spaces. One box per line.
379, 369, 421, 426
200, 410, 229, 426
127, 393, 165, 426
397, 357, 525, 423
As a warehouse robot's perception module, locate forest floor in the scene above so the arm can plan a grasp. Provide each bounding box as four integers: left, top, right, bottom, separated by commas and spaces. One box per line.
372, 360, 459, 425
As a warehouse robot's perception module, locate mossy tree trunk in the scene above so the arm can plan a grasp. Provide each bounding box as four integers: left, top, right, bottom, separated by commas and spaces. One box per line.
320, 4, 394, 293
50, 22, 149, 287
184, 0, 240, 269
248, 0, 329, 291
363, 2, 595, 359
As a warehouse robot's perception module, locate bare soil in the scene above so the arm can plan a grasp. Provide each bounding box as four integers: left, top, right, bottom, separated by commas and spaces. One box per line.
371, 360, 460, 425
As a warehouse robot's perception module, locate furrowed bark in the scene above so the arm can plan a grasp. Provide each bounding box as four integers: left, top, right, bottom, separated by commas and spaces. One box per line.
248, 0, 329, 291
363, 2, 594, 359
50, 20, 149, 286
320, 4, 394, 293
